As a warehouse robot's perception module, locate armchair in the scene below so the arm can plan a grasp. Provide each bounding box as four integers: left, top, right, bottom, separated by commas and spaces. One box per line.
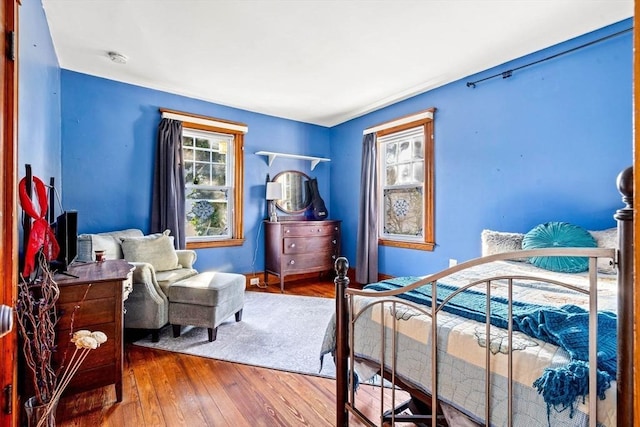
77, 229, 198, 341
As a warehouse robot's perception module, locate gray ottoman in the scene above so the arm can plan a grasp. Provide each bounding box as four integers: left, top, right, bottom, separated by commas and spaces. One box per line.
168, 272, 246, 342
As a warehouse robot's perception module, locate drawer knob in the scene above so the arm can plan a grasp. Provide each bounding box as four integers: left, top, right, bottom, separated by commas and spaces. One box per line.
285, 229, 290, 233
317, 229, 321, 232
289, 260, 295, 265
290, 243, 296, 248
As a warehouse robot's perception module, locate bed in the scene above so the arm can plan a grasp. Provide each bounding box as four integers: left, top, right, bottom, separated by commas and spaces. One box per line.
322, 167, 633, 427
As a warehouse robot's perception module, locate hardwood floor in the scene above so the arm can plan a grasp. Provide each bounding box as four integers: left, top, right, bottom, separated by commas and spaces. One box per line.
53, 275, 405, 427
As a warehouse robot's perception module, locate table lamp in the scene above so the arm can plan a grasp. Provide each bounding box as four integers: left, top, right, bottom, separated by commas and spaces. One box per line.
266, 181, 283, 222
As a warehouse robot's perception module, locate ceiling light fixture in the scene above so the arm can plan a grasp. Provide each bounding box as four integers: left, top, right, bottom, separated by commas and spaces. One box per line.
107, 51, 128, 64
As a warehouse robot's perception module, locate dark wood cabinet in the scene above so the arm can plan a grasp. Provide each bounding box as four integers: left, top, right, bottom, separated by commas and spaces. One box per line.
264, 220, 341, 291
53, 259, 133, 401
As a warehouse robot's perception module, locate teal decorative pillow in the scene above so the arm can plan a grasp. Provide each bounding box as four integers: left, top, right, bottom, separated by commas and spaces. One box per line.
522, 222, 597, 273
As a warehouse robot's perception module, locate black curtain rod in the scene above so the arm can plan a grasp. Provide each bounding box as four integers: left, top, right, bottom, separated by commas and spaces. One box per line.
466, 27, 632, 88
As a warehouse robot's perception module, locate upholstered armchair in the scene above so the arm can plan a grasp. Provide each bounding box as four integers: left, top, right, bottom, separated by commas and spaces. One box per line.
77, 229, 198, 341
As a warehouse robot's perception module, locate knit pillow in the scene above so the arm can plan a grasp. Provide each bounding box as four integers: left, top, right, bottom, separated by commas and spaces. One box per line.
522, 222, 596, 273
589, 227, 617, 274
480, 229, 527, 262
121, 230, 181, 272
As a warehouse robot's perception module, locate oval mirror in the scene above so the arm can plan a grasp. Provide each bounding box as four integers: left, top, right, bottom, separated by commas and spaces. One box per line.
273, 170, 311, 214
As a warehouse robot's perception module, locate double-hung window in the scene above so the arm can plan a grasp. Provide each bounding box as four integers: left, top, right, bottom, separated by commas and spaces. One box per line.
375, 109, 435, 250
161, 109, 246, 249
183, 128, 235, 242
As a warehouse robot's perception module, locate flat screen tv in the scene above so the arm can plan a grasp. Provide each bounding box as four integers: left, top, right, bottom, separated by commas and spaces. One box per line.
51, 210, 78, 272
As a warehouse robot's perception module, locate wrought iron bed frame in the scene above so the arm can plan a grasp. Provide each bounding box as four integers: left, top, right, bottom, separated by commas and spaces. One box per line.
334, 166, 634, 426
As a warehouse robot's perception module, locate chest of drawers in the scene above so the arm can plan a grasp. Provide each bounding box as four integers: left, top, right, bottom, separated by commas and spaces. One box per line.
53, 259, 133, 401
264, 220, 341, 292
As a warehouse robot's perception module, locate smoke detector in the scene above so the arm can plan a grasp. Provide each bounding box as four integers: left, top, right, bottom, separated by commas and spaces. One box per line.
107, 51, 128, 64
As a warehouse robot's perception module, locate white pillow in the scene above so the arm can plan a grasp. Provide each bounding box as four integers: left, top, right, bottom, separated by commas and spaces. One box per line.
77, 228, 143, 261
481, 229, 526, 261
120, 230, 181, 272
589, 227, 617, 274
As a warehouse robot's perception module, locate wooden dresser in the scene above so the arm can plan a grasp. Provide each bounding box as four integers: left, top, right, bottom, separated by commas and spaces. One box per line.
53, 259, 133, 401
264, 220, 341, 292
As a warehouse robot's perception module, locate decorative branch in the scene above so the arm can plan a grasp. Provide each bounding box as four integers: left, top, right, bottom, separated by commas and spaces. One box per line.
16, 255, 59, 404
16, 253, 92, 407
36, 330, 108, 427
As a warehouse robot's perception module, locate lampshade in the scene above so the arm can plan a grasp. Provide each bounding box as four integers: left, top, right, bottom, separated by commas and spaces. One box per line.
266, 182, 282, 200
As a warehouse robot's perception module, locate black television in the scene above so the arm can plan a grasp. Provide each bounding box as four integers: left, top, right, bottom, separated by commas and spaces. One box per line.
51, 210, 78, 272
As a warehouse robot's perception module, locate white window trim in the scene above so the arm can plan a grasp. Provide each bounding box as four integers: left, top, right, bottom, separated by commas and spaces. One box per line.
377, 126, 426, 243
364, 110, 433, 135
162, 111, 248, 134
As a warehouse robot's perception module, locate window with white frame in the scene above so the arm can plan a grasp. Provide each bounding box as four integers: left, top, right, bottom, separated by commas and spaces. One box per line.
183, 128, 235, 242
376, 109, 435, 250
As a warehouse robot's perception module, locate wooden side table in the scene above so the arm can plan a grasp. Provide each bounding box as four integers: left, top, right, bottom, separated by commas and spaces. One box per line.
53, 259, 133, 401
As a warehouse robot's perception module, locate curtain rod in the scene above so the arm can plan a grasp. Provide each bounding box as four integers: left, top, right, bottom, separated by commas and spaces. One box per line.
466, 27, 632, 89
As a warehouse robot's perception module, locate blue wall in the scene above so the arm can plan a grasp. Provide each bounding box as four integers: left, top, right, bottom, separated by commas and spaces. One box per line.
60, 72, 331, 273
24, 3, 632, 278
330, 19, 633, 277
18, 0, 61, 250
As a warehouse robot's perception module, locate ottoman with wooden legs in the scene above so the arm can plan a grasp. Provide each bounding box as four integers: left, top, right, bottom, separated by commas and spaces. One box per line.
168, 271, 245, 342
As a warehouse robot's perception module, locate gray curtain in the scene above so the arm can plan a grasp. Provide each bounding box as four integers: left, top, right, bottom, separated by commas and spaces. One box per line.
151, 118, 186, 249
355, 133, 378, 284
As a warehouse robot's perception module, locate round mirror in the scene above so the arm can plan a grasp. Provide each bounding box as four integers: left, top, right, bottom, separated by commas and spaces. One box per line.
273, 170, 311, 213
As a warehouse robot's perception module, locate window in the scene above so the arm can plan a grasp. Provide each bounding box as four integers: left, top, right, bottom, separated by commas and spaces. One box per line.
375, 109, 434, 250
183, 128, 234, 242
162, 109, 246, 249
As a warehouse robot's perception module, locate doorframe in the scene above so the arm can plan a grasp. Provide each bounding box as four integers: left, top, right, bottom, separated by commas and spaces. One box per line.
0, 0, 18, 425
633, 2, 639, 423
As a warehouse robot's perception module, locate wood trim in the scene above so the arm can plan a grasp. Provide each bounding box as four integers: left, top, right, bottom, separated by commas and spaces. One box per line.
234, 133, 244, 241
376, 113, 435, 251
365, 107, 436, 135
633, 3, 639, 424
182, 123, 245, 249
182, 121, 244, 135
186, 238, 245, 249
378, 239, 435, 251
160, 108, 248, 134
1, 1, 18, 425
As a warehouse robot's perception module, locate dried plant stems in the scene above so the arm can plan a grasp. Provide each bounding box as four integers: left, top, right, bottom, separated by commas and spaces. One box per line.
36, 330, 108, 427
53, 284, 91, 379
36, 347, 91, 427
16, 256, 59, 405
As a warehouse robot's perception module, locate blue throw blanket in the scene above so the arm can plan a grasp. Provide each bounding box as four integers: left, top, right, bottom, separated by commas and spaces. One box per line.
365, 277, 617, 419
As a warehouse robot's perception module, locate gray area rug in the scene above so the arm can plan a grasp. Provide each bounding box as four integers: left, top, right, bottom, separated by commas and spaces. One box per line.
133, 291, 337, 378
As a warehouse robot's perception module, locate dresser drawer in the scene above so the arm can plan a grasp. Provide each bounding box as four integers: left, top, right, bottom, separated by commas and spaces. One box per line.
58, 281, 117, 303
57, 297, 116, 330
282, 253, 337, 273
54, 323, 116, 367
282, 223, 340, 237
283, 236, 339, 254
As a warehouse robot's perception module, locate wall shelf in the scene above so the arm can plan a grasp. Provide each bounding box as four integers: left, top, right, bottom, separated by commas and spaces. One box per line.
255, 151, 330, 170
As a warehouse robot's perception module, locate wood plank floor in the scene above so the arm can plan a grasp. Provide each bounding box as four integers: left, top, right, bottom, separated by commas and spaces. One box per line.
54, 276, 410, 426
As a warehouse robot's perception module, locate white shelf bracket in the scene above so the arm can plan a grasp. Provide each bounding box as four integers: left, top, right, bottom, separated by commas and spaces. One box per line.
256, 151, 330, 170
266, 153, 276, 167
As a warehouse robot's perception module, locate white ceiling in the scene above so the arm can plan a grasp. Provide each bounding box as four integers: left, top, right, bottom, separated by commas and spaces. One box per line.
41, 0, 633, 127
